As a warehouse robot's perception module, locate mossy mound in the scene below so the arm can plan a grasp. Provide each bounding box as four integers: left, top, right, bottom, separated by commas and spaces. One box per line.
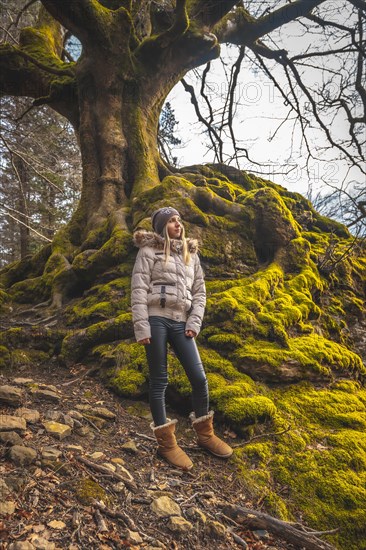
1, 164, 365, 549
233, 381, 366, 550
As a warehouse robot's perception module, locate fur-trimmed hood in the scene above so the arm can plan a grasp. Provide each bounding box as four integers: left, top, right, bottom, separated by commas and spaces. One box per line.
133, 230, 199, 254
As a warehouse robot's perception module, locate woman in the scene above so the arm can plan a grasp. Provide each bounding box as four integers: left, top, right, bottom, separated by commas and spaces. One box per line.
131, 206, 233, 470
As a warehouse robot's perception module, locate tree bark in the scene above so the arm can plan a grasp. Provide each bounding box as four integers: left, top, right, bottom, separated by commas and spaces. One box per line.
13, 155, 30, 259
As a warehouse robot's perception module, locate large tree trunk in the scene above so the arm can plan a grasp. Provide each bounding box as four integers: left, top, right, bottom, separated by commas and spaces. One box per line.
13, 156, 30, 259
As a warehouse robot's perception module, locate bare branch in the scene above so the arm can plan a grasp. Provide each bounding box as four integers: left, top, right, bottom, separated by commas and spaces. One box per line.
1, 135, 65, 194
2, 209, 53, 242
181, 77, 223, 162
228, 46, 245, 168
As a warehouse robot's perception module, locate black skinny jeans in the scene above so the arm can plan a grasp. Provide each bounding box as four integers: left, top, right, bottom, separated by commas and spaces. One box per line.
145, 316, 209, 426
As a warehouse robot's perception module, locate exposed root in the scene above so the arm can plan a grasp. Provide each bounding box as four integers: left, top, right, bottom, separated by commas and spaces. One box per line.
223, 504, 338, 550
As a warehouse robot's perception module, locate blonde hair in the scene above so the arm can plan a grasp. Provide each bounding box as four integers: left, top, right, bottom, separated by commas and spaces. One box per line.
163, 223, 191, 266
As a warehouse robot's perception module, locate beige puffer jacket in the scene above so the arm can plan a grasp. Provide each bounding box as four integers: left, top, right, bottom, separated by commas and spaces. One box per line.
131, 230, 206, 342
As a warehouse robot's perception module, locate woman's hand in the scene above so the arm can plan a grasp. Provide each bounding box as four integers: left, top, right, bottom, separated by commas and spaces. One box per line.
138, 338, 151, 345
185, 330, 196, 338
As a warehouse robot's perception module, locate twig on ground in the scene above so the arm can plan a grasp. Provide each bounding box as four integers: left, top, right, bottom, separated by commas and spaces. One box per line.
76, 455, 137, 492
93, 499, 137, 530
93, 508, 108, 532
231, 426, 291, 448
61, 366, 100, 386
229, 529, 250, 548
135, 432, 155, 442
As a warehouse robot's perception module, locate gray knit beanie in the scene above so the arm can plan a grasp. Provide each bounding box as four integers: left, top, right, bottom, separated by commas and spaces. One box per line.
151, 207, 180, 235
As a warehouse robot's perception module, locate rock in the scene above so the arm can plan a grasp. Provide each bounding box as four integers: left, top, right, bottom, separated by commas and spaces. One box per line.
0, 478, 11, 498
70, 418, 82, 428
5, 475, 27, 492
74, 426, 90, 437
47, 520, 66, 529
120, 440, 138, 454
0, 431, 24, 446
114, 464, 134, 482
39, 384, 58, 393
67, 410, 83, 420
32, 389, 60, 403
101, 462, 116, 472
205, 520, 227, 538
0, 415, 26, 432
0, 500, 16, 515
13, 378, 34, 385
62, 414, 74, 428
0, 385, 23, 406
126, 530, 143, 544
126, 403, 153, 420
167, 516, 193, 533
82, 414, 106, 429
110, 457, 125, 466
45, 411, 63, 422
15, 408, 40, 424
185, 507, 207, 523
75, 404, 89, 411
8, 542, 36, 550
88, 406, 116, 420
28, 536, 55, 550
43, 422, 71, 440
151, 496, 181, 518
88, 451, 105, 460
254, 529, 270, 539
113, 482, 125, 493
41, 447, 62, 460
9, 446, 37, 466
65, 445, 84, 452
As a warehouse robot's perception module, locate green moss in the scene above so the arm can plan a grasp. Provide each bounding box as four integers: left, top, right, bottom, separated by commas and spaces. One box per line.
312, 212, 350, 238
9, 275, 52, 303
61, 313, 133, 363
207, 332, 243, 351
233, 334, 364, 379
223, 395, 277, 425
65, 277, 130, 326
0, 286, 9, 313
72, 226, 133, 283
75, 478, 108, 505
229, 382, 366, 548
0, 345, 11, 369
10, 348, 49, 367
207, 178, 237, 201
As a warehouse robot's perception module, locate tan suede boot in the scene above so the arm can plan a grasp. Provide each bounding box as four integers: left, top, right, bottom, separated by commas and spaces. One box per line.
151, 419, 193, 471
190, 411, 233, 458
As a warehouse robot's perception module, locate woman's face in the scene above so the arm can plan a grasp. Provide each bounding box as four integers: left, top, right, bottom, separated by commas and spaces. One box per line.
166, 215, 182, 239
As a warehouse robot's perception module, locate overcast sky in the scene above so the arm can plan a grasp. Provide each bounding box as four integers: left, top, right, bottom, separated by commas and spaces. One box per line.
165, 7, 364, 201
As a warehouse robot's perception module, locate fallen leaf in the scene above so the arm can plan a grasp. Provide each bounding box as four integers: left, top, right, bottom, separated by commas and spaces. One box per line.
47, 520, 66, 529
